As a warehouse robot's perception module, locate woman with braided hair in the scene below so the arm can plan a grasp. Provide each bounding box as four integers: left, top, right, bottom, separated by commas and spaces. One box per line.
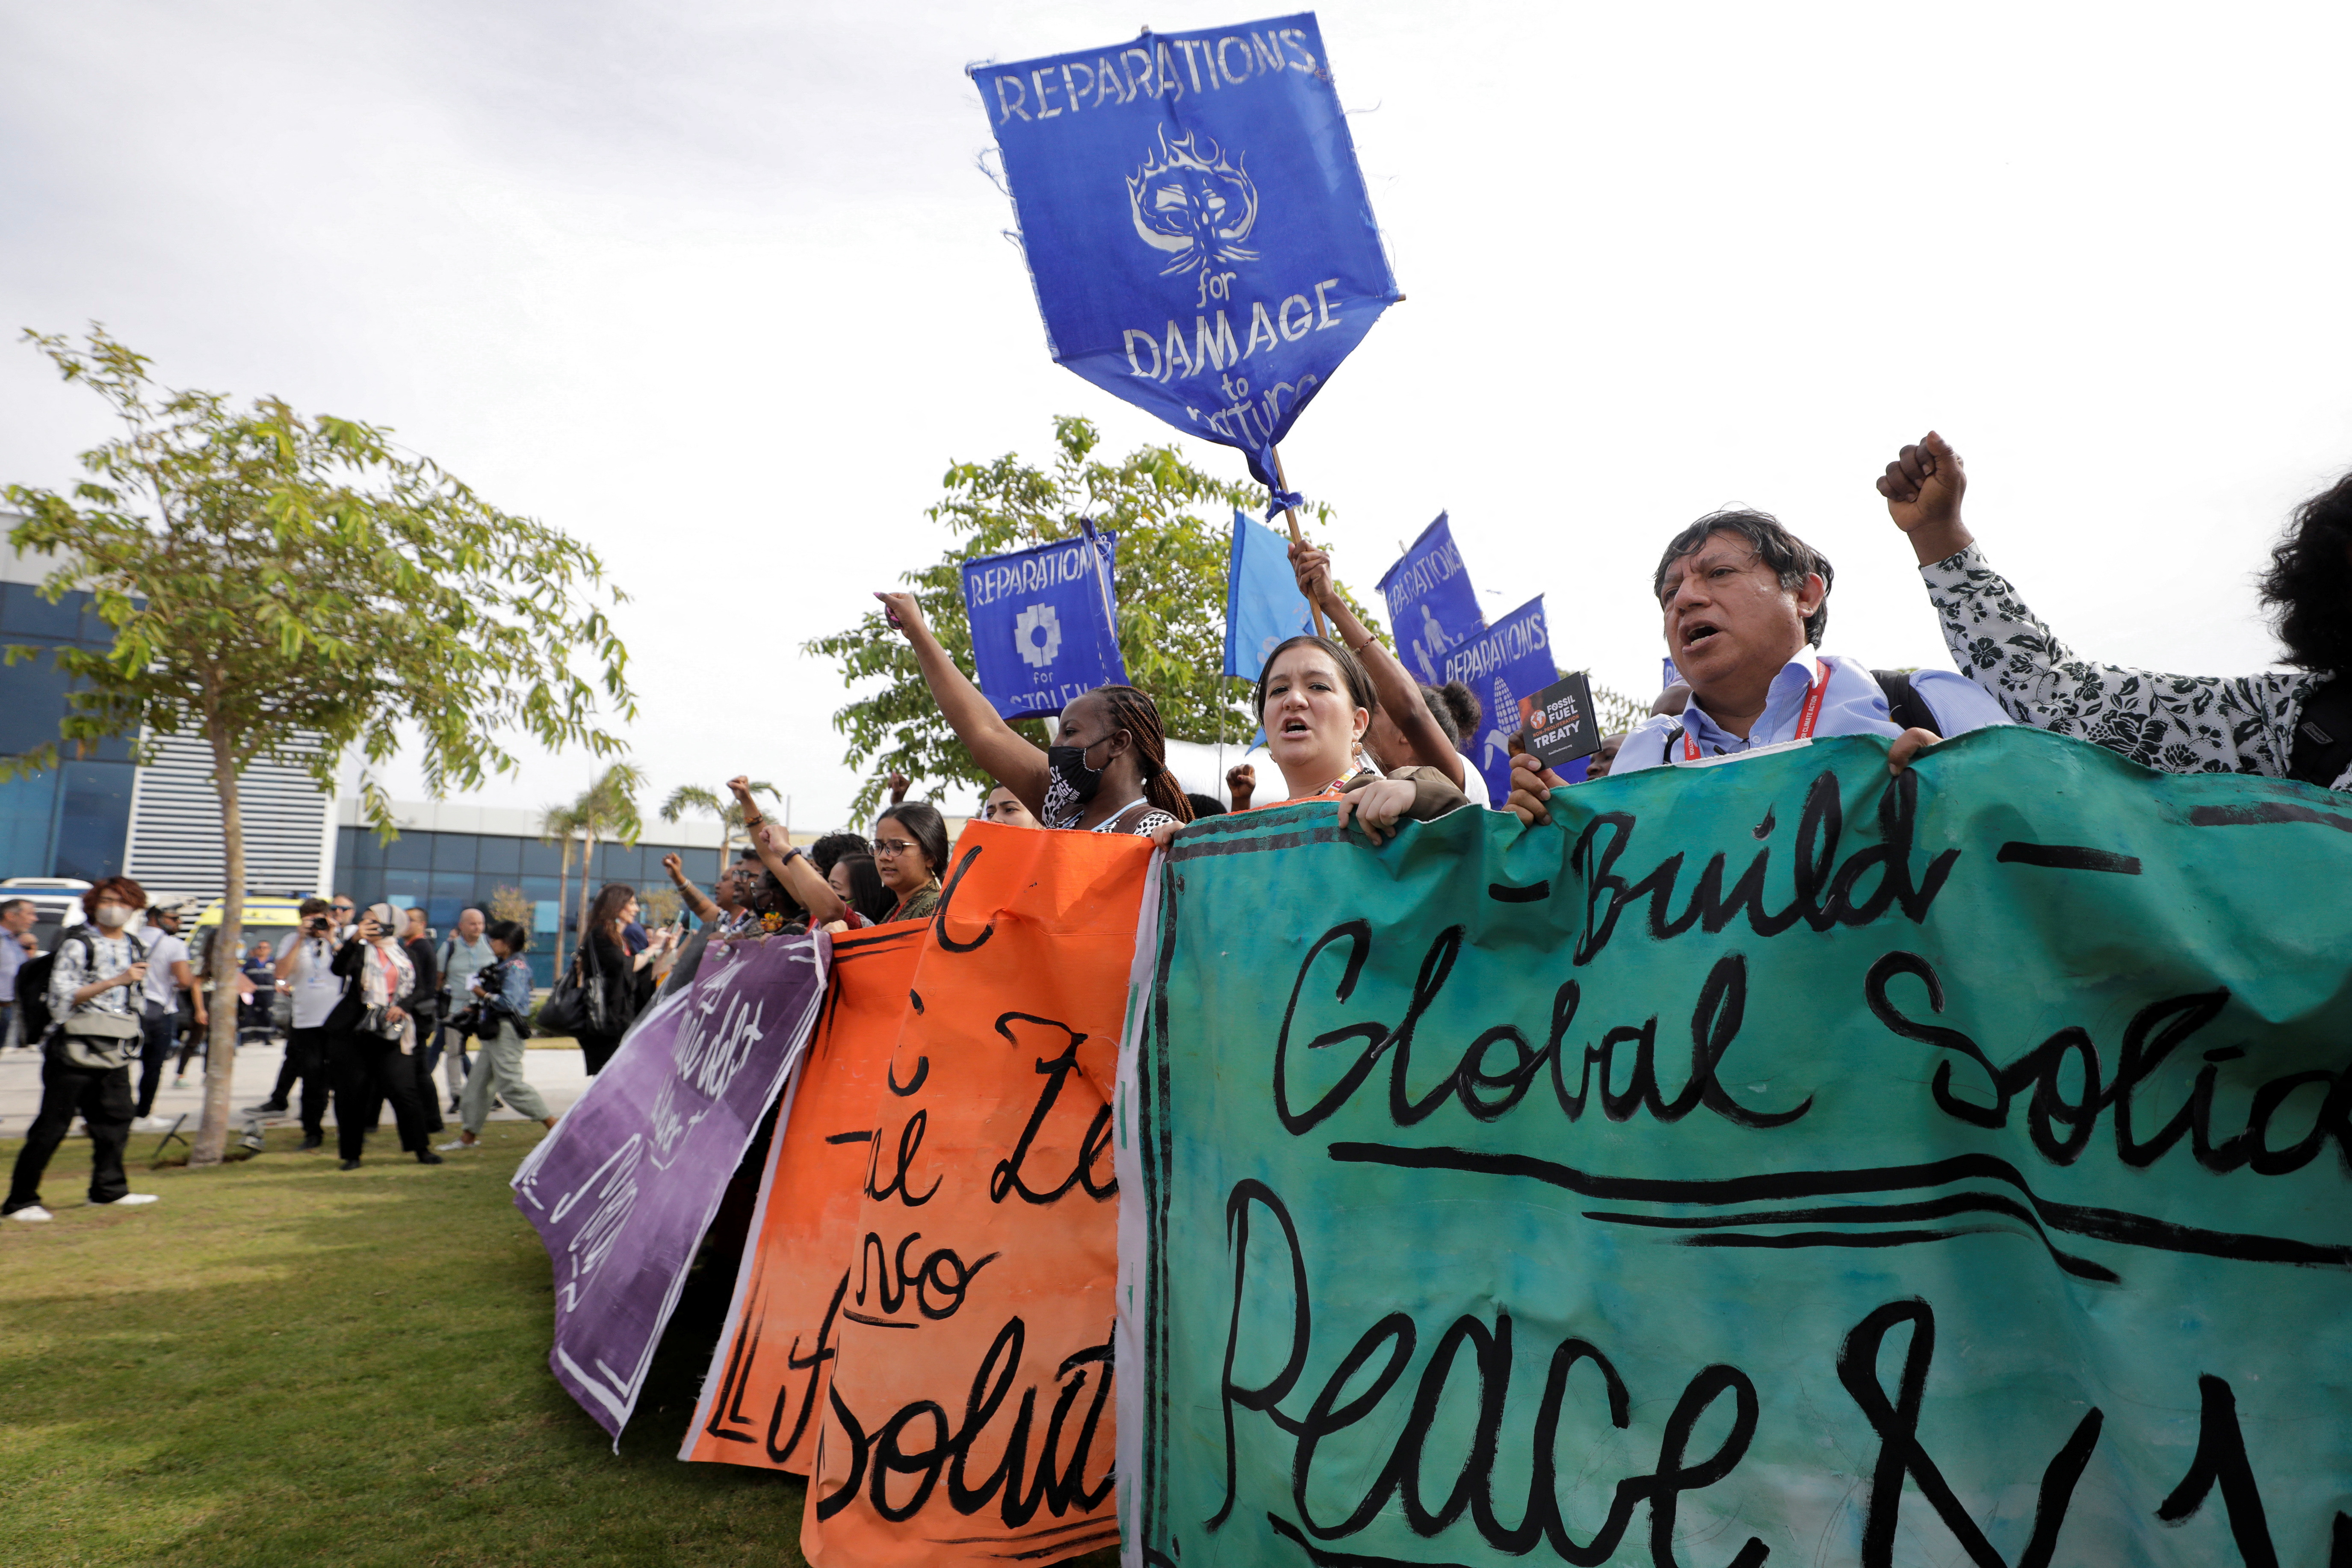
873, 591, 1194, 836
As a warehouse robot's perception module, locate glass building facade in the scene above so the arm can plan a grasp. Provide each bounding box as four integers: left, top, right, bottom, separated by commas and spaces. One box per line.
334, 825, 723, 986
0, 580, 138, 882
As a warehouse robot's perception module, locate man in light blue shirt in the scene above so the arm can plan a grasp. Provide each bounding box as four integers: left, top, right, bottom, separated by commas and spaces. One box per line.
1508, 509, 2009, 815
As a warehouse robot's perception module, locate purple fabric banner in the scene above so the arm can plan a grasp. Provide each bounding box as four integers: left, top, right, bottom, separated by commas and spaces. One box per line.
513, 932, 828, 1441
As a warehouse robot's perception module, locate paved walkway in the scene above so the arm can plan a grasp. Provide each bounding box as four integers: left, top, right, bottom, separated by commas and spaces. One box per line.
0, 1036, 594, 1142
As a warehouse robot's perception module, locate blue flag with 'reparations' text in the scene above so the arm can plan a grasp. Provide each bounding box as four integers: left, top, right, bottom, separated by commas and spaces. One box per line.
959, 526, 1127, 720
1377, 512, 1486, 690
1442, 594, 1552, 805
971, 15, 1400, 489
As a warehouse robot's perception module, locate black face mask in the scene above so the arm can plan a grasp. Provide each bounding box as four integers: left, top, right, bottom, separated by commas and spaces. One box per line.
1046, 739, 1109, 804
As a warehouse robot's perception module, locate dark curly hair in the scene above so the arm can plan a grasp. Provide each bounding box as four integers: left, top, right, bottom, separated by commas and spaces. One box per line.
2259, 470, 2352, 673
1652, 509, 1834, 647
1419, 682, 1481, 745
807, 832, 870, 876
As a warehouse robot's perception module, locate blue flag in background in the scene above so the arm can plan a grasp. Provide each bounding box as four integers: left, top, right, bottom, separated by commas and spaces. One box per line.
1376, 513, 1485, 688
1440, 595, 1553, 805
971, 15, 1400, 488
960, 525, 1127, 720
1223, 508, 1313, 679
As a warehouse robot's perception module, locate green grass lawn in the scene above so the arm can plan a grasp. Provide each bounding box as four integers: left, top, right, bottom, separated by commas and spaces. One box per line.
0, 1121, 811, 1567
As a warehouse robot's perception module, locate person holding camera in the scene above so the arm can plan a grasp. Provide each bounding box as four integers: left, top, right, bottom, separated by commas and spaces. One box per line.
326, 902, 440, 1171
437, 920, 557, 1150
256, 898, 343, 1149
5, 877, 163, 1221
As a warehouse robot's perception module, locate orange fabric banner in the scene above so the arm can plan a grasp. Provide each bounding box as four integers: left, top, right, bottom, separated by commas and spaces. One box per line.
685, 822, 1147, 1568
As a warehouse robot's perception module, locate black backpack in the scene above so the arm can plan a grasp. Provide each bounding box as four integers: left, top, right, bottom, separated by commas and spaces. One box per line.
16, 928, 146, 1047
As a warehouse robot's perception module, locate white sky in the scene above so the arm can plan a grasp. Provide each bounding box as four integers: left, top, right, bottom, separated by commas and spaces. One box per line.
5, 1, 2349, 832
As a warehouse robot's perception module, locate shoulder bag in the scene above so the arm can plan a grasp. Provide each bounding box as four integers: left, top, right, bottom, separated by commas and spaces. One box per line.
534, 939, 609, 1038
56, 931, 150, 1071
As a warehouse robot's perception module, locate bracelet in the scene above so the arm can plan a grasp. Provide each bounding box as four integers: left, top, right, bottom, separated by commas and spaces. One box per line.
1348, 635, 1376, 654
779, 845, 804, 865
742, 815, 764, 829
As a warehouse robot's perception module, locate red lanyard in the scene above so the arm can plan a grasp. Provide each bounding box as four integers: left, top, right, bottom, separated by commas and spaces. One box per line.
1684, 660, 1831, 762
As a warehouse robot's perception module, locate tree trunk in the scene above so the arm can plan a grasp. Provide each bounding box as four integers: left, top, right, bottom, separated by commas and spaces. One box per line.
575, 827, 596, 944
192, 720, 245, 1167
553, 840, 572, 976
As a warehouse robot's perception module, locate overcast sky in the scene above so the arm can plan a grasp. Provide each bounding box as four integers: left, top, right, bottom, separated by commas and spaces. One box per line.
5, 1, 2349, 833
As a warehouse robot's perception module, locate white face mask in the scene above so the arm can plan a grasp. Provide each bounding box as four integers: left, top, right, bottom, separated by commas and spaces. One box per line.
93, 904, 131, 928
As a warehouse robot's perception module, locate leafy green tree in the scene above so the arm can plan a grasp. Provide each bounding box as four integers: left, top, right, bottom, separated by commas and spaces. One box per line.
537, 800, 586, 976
565, 762, 645, 950
2, 327, 635, 1166
805, 416, 1376, 815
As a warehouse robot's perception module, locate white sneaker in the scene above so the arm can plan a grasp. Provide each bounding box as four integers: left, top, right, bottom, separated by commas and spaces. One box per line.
135, 1115, 177, 1131
7, 1205, 53, 1222
435, 1138, 477, 1152
96, 1193, 160, 1207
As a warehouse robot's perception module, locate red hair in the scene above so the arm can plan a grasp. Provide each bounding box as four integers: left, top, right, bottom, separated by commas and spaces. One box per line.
81, 876, 148, 916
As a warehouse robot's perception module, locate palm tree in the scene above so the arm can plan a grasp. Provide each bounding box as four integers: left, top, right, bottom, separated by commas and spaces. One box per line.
660, 779, 778, 870
538, 801, 585, 975
570, 762, 646, 949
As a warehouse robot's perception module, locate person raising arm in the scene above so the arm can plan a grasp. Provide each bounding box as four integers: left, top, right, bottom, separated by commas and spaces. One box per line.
872, 591, 1192, 836
1879, 431, 2352, 788
660, 853, 726, 928
1288, 541, 1472, 792
729, 777, 857, 927
1152, 636, 1467, 850
1506, 505, 2009, 824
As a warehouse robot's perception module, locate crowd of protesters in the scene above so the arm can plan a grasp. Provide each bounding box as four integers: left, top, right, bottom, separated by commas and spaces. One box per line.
7, 428, 2348, 1223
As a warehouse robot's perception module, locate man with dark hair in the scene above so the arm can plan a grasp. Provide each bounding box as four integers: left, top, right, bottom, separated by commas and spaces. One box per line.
132, 901, 205, 1128
0, 897, 35, 1048
1506, 505, 2009, 819
252, 896, 344, 1150
1879, 431, 2352, 789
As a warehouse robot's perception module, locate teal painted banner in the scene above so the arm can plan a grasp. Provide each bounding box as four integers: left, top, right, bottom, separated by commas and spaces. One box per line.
1116, 728, 2352, 1568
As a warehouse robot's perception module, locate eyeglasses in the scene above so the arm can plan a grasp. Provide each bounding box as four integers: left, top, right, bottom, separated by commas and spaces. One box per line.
871, 838, 918, 858
331, 903, 354, 912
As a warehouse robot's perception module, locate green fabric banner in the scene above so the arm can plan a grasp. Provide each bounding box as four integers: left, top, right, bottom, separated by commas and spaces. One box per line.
1117, 727, 2352, 1568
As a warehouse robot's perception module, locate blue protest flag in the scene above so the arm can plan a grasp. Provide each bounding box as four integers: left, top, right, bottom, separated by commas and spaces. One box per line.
959, 524, 1128, 720
971, 15, 1400, 489
1440, 595, 1554, 805
1222, 508, 1314, 679
1375, 512, 1486, 688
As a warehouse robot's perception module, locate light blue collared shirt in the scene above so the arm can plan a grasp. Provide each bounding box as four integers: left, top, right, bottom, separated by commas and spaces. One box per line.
1611, 651, 2011, 775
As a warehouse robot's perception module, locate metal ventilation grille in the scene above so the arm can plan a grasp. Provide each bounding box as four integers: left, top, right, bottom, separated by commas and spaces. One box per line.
122, 728, 334, 898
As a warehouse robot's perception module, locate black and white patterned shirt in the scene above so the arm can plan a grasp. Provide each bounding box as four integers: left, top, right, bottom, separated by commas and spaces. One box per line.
1038, 780, 1179, 837
48, 928, 148, 1022
1921, 543, 2349, 789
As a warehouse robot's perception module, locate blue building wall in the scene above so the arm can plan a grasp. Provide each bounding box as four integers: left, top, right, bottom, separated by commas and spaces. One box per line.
336, 826, 723, 987
0, 582, 137, 881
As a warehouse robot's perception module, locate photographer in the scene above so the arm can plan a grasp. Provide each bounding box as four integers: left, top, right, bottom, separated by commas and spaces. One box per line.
325, 903, 440, 1171
397, 907, 444, 1138
254, 898, 342, 1150
437, 920, 557, 1151
5, 877, 163, 1221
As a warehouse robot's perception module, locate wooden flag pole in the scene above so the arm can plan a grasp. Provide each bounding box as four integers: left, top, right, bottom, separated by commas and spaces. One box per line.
1268, 445, 1329, 639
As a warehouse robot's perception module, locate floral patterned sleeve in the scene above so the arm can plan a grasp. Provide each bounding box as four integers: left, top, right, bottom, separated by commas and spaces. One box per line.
1920, 543, 2314, 779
